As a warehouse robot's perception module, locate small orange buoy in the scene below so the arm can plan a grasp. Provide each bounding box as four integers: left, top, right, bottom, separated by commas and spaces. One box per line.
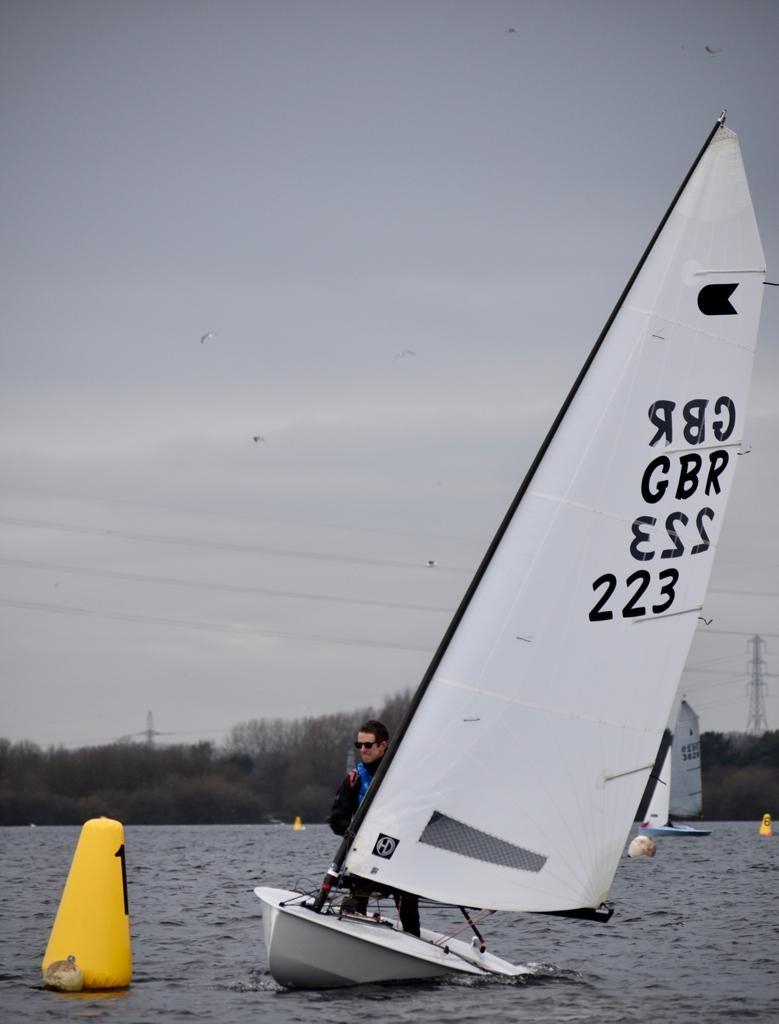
759, 813, 773, 837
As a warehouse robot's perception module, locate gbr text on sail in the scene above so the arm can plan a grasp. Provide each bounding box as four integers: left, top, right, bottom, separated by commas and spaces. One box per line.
589, 397, 735, 622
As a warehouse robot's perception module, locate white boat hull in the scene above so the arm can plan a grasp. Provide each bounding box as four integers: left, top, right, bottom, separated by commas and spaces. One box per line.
638, 824, 711, 837
255, 887, 526, 988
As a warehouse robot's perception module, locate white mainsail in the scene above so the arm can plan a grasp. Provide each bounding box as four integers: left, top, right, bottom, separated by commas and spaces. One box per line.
670, 699, 703, 817
343, 123, 765, 913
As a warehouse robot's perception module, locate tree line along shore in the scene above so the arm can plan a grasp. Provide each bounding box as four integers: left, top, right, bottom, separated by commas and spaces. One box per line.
1, 695, 777, 826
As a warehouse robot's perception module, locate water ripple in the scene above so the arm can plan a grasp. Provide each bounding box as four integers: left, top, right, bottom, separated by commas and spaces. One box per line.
2, 822, 777, 1023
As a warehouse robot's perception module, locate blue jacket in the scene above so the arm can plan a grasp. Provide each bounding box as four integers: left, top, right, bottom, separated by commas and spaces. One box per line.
327, 758, 381, 835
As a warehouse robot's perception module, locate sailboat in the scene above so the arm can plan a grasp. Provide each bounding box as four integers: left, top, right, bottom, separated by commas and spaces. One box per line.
639, 700, 711, 837
671, 698, 706, 818
255, 114, 766, 988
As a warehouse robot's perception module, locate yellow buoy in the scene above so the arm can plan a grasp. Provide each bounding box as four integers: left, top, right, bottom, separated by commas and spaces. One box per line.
42, 817, 132, 990
292, 815, 305, 831
759, 813, 773, 837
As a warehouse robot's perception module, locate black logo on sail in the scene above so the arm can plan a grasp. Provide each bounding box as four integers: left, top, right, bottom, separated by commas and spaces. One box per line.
372, 834, 399, 859
697, 283, 738, 315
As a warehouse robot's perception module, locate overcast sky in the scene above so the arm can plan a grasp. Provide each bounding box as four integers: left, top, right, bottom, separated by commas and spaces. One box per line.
1, 0, 777, 749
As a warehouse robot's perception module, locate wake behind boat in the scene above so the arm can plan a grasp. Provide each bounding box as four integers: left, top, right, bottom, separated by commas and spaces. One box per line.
255, 114, 765, 987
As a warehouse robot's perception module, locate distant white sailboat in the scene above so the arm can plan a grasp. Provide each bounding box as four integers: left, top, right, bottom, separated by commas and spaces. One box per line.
639, 700, 711, 837
255, 114, 765, 987
671, 699, 706, 817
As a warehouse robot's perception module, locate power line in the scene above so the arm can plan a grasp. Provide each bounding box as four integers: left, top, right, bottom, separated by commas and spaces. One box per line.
708, 587, 779, 599
0, 480, 486, 546
0, 597, 434, 653
0, 556, 454, 615
713, 558, 779, 571
684, 668, 752, 676
696, 628, 779, 639
681, 677, 749, 692
0, 514, 472, 574
684, 652, 751, 670
694, 696, 752, 712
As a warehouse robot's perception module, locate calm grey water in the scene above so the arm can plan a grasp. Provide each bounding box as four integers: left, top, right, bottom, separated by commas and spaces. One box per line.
1, 822, 777, 1023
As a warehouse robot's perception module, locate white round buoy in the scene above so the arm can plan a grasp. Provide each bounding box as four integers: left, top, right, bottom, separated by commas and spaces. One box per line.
43, 954, 84, 992
628, 835, 657, 858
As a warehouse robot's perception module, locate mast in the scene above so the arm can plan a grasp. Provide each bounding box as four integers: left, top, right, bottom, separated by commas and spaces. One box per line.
312, 112, 729, 912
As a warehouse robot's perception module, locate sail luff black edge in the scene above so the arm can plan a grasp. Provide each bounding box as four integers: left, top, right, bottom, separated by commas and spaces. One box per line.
654, 726, 673, 781
312, 114, 726, 910
638, 726, 673, 824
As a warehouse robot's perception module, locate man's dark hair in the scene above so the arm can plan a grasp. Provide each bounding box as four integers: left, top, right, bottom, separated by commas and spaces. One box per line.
358, 719, 389, 744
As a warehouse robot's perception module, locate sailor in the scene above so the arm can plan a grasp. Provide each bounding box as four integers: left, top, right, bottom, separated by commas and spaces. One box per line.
328, 719, 420, 936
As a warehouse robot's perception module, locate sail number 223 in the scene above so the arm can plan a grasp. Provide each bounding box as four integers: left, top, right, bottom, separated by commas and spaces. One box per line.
588, 396, 734, 623
589, 568, 679, 621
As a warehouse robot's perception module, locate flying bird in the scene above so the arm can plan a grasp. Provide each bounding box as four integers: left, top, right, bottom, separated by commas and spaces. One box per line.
394, 349, 415, 360
506, 27, 517, 33
252, 435, 265, 443
704, 45, 722, 55
200, 331, 218, 344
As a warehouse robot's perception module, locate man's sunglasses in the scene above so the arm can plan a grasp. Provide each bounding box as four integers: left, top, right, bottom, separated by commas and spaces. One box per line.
354, 740, 377, 749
